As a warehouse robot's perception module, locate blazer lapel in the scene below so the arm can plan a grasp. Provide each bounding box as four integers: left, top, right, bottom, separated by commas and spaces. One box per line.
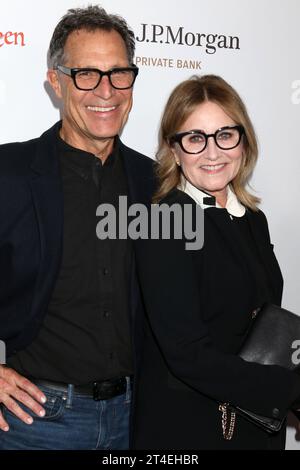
119, 141, 155, 333
28, 123, 64, 317
205, 207, 250, 270
120, 141, 155, 206
245, 210, 282, 301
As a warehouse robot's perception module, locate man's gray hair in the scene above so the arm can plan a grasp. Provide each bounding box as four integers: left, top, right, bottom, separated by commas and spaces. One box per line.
49, 5, 135, 68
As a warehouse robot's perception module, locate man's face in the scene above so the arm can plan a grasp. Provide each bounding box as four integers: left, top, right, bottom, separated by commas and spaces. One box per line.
48, 29, 133, 155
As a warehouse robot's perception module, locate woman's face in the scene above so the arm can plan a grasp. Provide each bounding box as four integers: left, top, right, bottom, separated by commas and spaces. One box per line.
171, 101, 244, 204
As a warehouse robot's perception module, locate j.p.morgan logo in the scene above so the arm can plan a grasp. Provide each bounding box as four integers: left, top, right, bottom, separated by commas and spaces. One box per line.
136, 23, 240, 54
0, 30, 25, 47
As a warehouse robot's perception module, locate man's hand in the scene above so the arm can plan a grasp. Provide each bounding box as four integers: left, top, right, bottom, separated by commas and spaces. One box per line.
0, 365, 46, 431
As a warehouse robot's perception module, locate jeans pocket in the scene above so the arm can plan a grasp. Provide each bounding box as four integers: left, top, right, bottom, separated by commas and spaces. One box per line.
2, 390, 66, 422
35, 391, 66, 421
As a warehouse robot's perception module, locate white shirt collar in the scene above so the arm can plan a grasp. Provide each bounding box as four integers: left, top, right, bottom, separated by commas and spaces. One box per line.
180, 178, 246, 217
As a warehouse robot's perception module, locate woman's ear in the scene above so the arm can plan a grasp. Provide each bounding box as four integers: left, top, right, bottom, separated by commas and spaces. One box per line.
171, 146, 181, 166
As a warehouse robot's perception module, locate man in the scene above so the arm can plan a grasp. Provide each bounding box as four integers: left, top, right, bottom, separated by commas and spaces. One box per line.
0, 5, 154, 450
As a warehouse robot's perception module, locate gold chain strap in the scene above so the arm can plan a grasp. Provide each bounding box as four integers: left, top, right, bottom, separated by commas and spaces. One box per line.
219, 403, 236, 440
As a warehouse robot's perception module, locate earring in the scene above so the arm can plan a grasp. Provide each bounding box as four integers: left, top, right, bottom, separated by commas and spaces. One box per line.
175, 160, 180, 166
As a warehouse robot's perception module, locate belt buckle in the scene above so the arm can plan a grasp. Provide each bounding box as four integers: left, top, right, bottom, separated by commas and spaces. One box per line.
93, 380, 115, 401
92, 378, 126, 401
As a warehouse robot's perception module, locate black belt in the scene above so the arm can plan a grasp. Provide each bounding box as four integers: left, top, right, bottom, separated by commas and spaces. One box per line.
31, 376, 129, 401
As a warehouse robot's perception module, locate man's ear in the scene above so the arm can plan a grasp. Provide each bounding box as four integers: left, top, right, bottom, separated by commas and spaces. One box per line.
47, 69, 63, 99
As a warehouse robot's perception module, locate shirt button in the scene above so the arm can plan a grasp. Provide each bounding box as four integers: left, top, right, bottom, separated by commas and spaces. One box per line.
103, 268, 109, 275
272, 408, 280, 418
103, 311, 110, 318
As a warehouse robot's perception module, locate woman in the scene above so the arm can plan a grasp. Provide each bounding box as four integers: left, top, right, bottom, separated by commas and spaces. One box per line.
133, 75, 300, 449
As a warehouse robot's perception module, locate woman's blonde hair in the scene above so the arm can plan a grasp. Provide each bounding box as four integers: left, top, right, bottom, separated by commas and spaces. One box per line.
154, 74, 260, 210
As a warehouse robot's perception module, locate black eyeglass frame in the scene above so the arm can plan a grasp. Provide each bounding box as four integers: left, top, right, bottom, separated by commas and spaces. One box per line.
169, 125, 245, 154
56, 64, 139, 90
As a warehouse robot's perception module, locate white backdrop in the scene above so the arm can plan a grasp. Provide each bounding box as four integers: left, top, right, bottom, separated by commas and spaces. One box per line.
1, 0, 300, 449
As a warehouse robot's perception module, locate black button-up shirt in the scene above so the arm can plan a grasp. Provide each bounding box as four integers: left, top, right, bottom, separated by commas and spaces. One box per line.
8, 134, 133, 384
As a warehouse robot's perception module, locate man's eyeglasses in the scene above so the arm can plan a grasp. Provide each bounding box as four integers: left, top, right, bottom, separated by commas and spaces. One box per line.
56, 65, 139, 90
169, 125, 244, 154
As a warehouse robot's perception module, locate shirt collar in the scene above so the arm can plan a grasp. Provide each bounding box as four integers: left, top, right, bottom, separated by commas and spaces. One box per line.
57, 131, 119, 169
180, 178, 246, 217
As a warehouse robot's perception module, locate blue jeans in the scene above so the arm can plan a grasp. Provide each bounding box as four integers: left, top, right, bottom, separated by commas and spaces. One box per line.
0, 378, 131, 450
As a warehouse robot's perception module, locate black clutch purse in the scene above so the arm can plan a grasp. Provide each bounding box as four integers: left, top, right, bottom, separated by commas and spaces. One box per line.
235, 303, 300, 433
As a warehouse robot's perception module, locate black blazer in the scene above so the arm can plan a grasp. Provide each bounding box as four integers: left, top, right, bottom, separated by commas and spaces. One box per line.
0, 121, 155, 360
134, 188, 300, 450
